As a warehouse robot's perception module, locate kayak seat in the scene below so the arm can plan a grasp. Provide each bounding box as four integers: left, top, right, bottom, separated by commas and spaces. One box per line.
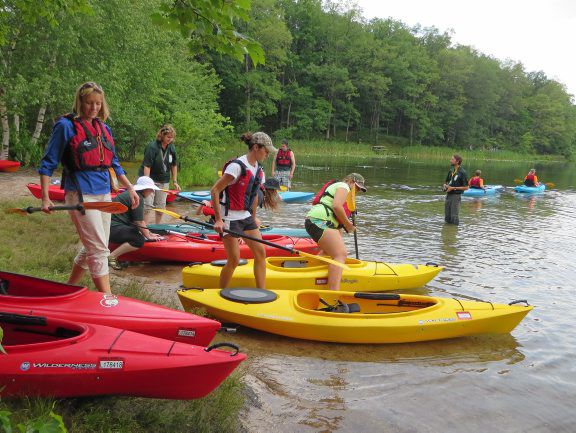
0, 279, 8, 295
220, 288, 277, 304
282, 260, 307, 268
318, 299, 361, 313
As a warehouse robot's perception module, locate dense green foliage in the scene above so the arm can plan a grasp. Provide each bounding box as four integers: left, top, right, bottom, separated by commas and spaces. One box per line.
2, 0, 575, 185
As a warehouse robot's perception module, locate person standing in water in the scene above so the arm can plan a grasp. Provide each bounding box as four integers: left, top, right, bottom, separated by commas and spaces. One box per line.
443, 154, 468, 225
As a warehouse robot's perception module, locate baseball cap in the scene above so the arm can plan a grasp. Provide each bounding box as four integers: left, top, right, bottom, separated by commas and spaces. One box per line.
263, 178, 281, 190
345, 173, 367, 192
252, 132, 278, 155
133, 176, 160, 192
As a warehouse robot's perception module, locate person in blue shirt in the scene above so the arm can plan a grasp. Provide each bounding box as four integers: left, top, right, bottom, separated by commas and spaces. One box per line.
38, 82, 139, 294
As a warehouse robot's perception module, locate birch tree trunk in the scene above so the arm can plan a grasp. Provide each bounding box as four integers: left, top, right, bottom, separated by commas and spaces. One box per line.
0, 97, 9, 160
30, 105, 47, 147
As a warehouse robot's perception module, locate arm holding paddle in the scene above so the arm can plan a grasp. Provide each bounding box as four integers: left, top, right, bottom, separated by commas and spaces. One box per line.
333, 188, 355, 234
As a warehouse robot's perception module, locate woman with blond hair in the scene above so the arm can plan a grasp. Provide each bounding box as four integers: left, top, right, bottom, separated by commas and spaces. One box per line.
138, 124, 181, 223
38, 82, 139, 294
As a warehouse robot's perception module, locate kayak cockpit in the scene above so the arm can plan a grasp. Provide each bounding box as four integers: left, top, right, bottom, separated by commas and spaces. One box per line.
0, 312, 84, 347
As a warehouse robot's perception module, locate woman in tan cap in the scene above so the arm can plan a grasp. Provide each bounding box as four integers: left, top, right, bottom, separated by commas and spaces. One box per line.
305, 173, 367, 290
210, 132, 278, 289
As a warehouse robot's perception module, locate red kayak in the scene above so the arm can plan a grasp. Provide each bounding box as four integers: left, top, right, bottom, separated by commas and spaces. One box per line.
0, 313, 245, 399
26, 183, 178, 203
110, 233, 320, 263
0, 271, 220, 346
0, 160, 20, 172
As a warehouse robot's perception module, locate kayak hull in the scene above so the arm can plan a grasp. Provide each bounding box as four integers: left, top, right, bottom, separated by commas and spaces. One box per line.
463, 185, 503, 197
111, 234, 319, 263
0, 160, 20, 172
179, 190, 314, 204
182, 257, 443, 291
0, 271, 220, 346
0, 315, 245, 399
514, 184, 546, 193
178, 289, 532, 344
26, 183, 178, 203
149, 223, 310, 238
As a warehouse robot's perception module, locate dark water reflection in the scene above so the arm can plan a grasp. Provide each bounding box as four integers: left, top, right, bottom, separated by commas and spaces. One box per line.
125, 155, 576, 432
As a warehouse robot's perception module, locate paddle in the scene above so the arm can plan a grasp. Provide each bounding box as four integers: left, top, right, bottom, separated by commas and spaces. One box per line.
153, 208, 349, 270
5, 202, 128, 215
346, 186, 359, 259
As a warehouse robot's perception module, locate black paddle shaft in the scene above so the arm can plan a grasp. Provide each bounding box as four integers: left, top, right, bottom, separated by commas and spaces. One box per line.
24, 205, 84, 214
179, 214, 296, 254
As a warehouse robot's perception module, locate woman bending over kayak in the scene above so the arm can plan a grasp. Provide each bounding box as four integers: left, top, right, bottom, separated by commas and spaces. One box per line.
305, 173, 367, 290
210, 132, 278, 289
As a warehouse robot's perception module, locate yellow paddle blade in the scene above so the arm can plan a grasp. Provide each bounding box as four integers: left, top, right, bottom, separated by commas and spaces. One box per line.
346, 184, 357, 213
218, 170, 222, 176
545, 182, 555, 189
296, 250, 350, 270
279, 185, 288, 191
513, 179, 522, 185
154, 208, 182, 219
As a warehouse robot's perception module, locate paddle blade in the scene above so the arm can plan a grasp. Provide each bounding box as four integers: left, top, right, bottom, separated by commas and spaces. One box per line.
346, 184, 357, 213
4, 208, 29, 215
82, 202, 128, 214
545, 182, 555, 189
296, 250, 350, 270
154, 208, 183, 220
279, 185, 288, 192
513, 179, 522, 185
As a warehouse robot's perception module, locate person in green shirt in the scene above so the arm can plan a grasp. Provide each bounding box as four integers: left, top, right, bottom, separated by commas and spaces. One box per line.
138, 124, 181, 223
108, 176, 164, 270
304, 173, 367, 290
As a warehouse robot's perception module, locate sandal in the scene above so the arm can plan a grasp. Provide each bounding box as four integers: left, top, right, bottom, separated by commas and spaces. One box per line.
108, 256, 123, 271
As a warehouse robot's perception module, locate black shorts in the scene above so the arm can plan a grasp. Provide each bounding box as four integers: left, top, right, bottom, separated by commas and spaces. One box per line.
225, 216, 259, 237
109, 225, 145, 248
305, 218, 326, 243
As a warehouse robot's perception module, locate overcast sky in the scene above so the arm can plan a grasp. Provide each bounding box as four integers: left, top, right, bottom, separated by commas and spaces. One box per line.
355, 0, 576, 97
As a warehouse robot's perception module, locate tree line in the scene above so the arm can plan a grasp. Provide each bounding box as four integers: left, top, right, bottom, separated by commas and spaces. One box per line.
2, 0, 575, 185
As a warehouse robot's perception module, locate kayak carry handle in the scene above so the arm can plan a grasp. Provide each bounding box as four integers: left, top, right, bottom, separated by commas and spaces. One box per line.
218, 326, 237, 334
0, 312, 47, 326
425, 262, 440, 267
354, 293, 401, 301
0, 279, 8, 295
205, 342, 240, 356
508, 299, 530, 306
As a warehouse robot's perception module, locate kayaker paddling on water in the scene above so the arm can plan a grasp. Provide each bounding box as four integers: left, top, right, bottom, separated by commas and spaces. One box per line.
524, 168, 540, 187
38, 82, 139, 294
304, 173, 367, 290
108, 176, 164, 270
210, 132, 278, 289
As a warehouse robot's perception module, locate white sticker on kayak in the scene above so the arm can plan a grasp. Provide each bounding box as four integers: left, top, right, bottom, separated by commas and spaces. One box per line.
457, 311, 472, 320
178, 329, 196, 338
99, 360, 124, 369
315, 278, 328, 285
100, 294, 119, 308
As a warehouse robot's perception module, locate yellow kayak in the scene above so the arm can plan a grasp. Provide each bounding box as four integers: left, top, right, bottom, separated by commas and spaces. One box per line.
181, 257, 443, 291
178, 288, 532, 344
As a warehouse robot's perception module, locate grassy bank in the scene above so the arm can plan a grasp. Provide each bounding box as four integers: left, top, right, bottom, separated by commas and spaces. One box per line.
0, 197, 246, 433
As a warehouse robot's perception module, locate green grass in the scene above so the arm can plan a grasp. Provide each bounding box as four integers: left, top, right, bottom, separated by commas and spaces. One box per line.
0, 198, 246, 433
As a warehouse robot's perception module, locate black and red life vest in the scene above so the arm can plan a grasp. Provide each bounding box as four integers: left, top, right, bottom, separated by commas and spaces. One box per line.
469, 176, 483, 189
220, 159, 263, 214
62, 114, 115, 172
524, 174, 536, 186
312, 180, 351, 228
275, 148, 292, 168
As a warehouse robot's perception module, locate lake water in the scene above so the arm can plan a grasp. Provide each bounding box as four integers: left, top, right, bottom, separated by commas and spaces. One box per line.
134, 155, 576, 432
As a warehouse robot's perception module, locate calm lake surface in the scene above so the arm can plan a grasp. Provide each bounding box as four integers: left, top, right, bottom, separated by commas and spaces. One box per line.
134, 155, 576, 432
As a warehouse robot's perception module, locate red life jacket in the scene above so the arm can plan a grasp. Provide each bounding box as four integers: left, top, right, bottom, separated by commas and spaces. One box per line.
220, 159, 263, 215
276, 148, 292, 168
524, 174, 536, 186
62, 114, 115, 172
312, 180, 351, 228
469, 176, 482, 188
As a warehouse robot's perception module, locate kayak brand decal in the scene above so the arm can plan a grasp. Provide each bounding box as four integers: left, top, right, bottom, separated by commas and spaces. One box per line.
177, 328, 196, 338
31, 362, 97, 370
100, 294, 119, 308
315, 278, 328, 285
340, 278, 359, 285
99, 359, 124, 370
20, 362, 30, 371
456, 311, 472, 320
418, 317, 455, 325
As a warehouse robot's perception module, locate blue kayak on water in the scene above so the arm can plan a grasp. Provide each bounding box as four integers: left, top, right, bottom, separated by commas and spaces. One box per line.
463, 185, 504, 197
148, 223, 310, 238
514, 184, 546, 193
178, 190, 314, 204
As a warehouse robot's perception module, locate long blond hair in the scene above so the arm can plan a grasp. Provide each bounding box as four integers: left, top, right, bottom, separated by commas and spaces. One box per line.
72, 82, 110, 120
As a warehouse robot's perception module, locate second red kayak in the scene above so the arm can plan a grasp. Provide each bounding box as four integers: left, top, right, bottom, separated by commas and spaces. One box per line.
26, 183, 178, 203
110, 233, 320, 263
0, 271, 220, 346
0, 160, 20, 172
